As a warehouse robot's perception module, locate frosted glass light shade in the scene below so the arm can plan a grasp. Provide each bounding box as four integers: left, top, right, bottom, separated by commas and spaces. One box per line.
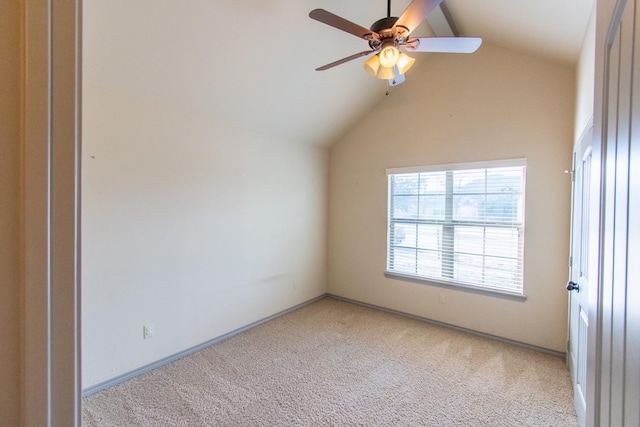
396, 53, 415, 74
377, 65, 395, 80
379, 46, 400, 67
363, 54, 381, 76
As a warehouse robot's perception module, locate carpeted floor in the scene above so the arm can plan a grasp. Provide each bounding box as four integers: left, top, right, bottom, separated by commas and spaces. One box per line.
83, 297, 578, 426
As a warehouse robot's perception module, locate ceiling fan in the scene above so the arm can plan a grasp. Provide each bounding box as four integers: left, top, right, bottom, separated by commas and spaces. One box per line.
309, 0, 482, 86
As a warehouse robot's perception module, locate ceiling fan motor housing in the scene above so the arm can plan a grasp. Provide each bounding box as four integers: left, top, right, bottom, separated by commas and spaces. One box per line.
369, 16, 410, 50
370, 16, 397, 48
370, 16, 398, 34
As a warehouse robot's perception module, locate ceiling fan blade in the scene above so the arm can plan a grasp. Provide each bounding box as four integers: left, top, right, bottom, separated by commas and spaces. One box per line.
316, 50, 375, 71
393, 0, 444, 36
309, 9, 378, 40
404, 37, 482, 53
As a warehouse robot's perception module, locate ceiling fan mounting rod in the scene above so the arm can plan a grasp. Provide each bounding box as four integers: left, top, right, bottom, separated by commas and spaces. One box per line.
373, 0, 406, 44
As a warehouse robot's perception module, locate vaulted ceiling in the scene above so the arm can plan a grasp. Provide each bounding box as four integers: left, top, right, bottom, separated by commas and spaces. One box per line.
83, 0, 594, 147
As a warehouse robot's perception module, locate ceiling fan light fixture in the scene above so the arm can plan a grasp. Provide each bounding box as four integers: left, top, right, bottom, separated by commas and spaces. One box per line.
396, 52, 415, 74
379, 43, 400, 68
363, 54, 381, 76
308, 2, 483, 87
377, 65, 395, 80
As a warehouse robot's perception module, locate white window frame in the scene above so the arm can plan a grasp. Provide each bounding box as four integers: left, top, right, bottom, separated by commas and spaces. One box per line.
386, 159, 527, 299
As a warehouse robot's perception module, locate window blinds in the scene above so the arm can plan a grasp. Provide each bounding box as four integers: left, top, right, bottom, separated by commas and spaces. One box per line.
387, 160, 526, 295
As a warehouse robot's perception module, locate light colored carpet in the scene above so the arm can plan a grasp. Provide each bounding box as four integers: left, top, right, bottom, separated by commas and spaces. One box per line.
83, 297, 578, 426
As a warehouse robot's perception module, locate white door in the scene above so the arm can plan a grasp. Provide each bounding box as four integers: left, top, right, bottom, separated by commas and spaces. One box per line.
568, 124, 593, 427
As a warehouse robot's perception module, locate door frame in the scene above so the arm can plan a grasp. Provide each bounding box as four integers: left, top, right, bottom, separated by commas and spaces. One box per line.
591, 0, 640, 424
588, 0, 627, 425
22, 0, 81, 425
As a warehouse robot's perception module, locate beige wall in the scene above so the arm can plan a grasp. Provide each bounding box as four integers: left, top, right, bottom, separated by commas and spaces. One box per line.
576, 2, 596, 137
328, 44, 575, 352
81, 84, 328, 388
0, 0, 22, 423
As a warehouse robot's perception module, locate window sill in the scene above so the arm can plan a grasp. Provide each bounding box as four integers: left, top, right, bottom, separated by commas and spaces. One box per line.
384, 271, 528, 302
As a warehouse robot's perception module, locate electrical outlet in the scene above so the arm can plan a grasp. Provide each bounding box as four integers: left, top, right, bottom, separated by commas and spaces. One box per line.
143, 324, 155, 339
439, 293, 446, 304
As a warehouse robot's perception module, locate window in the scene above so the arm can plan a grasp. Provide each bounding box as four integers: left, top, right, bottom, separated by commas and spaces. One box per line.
386, 159, 526, 296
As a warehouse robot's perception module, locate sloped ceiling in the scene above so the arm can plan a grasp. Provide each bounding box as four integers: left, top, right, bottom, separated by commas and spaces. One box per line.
83, 0, 593, 147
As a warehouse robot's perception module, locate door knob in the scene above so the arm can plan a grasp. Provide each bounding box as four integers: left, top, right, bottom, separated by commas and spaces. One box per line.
566, 281, 580, 292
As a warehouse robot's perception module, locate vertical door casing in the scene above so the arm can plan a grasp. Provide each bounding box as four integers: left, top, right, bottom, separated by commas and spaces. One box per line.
592, 0, 640, 425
